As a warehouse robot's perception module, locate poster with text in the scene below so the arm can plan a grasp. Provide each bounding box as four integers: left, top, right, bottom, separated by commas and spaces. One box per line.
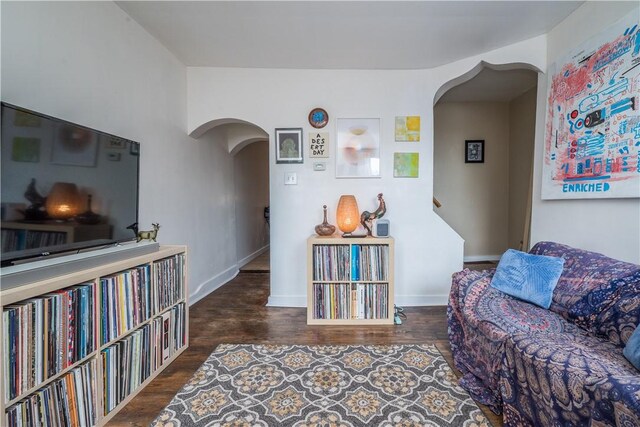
543, 10, 640, 199
309, 132, 329, 158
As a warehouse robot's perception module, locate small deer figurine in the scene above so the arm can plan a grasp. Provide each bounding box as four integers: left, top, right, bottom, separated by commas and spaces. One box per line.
137, 223, 160, 242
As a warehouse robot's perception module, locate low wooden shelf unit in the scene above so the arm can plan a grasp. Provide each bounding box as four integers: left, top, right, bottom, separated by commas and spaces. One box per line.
307, 235, 394, 325
0, 245, 188, 426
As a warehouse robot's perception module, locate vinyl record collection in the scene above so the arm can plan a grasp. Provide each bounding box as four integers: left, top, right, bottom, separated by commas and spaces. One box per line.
102, 303, 186, 415
3, 283, 97, 402
100, 265, 152, 345
312, 283, 389, 320
350, 245, 389, 281
100, 254, 185, 345
2, 248, 188, 426
312, 245, 350, 281
5, 359, 98, 427
311, 244, 390, 321
153, 254, 186, 312
1, 229, 66, 252
312, 244, 389, 282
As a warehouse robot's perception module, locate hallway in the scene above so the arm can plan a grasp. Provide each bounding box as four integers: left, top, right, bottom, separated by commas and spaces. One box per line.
239, 249, 270, 272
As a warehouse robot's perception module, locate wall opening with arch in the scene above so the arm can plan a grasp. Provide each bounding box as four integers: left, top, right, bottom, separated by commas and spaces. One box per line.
433, 64, 539, 261
187, 118, 270, 302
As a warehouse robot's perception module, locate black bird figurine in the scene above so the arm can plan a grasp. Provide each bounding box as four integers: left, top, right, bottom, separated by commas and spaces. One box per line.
23, 178, 48, 220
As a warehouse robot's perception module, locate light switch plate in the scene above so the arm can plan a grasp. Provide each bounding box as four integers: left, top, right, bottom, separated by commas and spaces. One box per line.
285, 172, 297, 185
313, 162, 326, 171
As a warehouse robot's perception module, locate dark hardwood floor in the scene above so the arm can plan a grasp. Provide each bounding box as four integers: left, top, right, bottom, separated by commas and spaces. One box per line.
108, 271, 502, 426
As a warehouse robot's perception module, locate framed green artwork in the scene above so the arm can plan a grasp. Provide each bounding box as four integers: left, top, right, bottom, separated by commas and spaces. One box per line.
393, 152, 419, 178
12, 137, 41, 162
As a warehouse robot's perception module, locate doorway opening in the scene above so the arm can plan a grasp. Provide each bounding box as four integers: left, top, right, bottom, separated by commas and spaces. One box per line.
233, 140, 270, 273
433, 66, 538, 263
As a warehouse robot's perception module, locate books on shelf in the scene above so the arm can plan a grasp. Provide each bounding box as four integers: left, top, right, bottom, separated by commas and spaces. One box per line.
5, 358, 98, 427
3, 282, 97, 403
102, 303, 186, 415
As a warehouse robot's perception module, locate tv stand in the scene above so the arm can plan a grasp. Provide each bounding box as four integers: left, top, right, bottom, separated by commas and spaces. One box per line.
1, 244, 188, 425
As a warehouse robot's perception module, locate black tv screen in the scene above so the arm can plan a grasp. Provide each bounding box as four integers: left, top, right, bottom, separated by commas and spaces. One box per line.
1, 103, 139, 266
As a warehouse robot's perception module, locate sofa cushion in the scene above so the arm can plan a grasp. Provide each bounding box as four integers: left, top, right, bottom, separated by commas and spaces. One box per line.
529, 242, 640, 328
623, 323, 640, 370
490, 249, 564, 308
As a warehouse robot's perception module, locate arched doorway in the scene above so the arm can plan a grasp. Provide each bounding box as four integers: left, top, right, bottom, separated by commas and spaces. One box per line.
189, 119, 270, 272
233, 140, 270, 271
433, 65, 538, 263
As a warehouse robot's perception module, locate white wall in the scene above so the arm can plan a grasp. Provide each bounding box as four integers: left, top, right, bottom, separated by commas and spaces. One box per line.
187, 36, 546, 306
508, 88, 536, 250
234, 141, 270, 266
530, 2, 640, 263
1, 2, 240, 301
434, 102, 510, 259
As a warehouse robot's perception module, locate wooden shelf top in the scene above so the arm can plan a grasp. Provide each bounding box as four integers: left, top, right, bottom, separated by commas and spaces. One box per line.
308, 234, 393, 244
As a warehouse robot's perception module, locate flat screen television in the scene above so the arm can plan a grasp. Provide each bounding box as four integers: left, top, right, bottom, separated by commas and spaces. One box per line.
1, 102, 139, 266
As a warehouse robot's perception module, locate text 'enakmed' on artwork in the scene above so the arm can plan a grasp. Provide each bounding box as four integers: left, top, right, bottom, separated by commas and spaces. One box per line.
543, 10, 640, 200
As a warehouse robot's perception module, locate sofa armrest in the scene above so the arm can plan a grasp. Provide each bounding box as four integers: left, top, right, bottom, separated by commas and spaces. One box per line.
592, 374, 640, 425
450, 268, 495, 302
501, 332, 639, 426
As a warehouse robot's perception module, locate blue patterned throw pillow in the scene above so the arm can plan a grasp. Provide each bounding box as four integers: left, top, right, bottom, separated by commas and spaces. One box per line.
490, 249, 565, 309
623, 325, 640, 370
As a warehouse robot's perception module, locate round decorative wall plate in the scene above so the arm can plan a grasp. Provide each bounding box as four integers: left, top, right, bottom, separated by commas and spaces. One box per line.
308, 108, 329, 129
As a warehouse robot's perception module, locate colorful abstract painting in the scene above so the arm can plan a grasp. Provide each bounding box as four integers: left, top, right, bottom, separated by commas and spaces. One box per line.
395, 116, 420, 142
542, 13, 640, 199
394, 152, 419, 177
543, 11, 640, 199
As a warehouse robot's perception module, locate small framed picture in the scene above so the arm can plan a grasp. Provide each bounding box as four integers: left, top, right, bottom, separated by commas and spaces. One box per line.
106, 137, 127, 149
275, 128, 303, 164
465, 140, 484, 163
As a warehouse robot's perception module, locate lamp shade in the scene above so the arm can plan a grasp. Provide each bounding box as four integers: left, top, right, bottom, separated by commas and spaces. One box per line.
46, 182, 81, 220
336, 195, 360, 234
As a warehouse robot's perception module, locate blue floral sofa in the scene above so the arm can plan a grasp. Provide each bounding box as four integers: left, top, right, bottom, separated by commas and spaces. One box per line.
448, 241, 640, 426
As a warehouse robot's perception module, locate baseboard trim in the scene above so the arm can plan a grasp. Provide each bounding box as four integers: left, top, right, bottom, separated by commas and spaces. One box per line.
189, 264, 239, 305
238, 244, 270, 268
267, 295, 307, 307
395, 295, 449, 306
463, 254, 501, 262
267, 294, 450, 308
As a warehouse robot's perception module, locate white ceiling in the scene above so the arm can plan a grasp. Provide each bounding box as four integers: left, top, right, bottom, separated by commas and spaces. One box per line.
438, 67, 538, 103
116, 1, 583, 70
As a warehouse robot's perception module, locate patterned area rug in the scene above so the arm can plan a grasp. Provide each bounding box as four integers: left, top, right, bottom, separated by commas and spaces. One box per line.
152, 344, 491, 427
